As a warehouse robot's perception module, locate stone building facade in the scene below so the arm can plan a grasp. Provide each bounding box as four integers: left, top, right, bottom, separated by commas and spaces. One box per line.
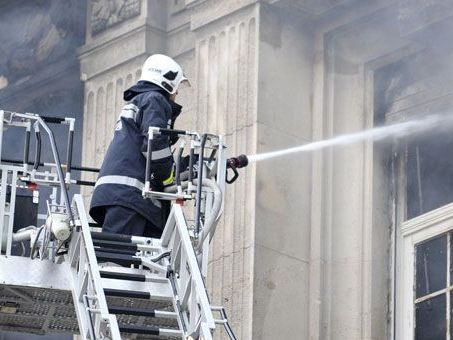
77, 0, 453, 339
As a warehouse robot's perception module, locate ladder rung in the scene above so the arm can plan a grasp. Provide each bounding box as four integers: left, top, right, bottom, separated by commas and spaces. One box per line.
94, 246, 138, 256
93, 239, 138, 251
119, 324, 160, 335
100, 270, 146, 282
118, 324, 181, 337
109, 306, 157, 317
91, 231, 133, 243
95, 251, 142, 266
104, 288, 151, 299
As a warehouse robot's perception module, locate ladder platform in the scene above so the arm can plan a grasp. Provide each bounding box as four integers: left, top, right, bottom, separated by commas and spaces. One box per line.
0, 255, 78, 335
0, 256, 179, 337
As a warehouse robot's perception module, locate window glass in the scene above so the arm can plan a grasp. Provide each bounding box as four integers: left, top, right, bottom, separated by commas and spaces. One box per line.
415, 232, 452, 339
407, 130, 453, 219
415, 294, 446, 340
415, 234, 447, 298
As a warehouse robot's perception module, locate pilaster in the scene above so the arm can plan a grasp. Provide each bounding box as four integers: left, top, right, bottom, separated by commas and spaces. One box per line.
188, 2, 259, 338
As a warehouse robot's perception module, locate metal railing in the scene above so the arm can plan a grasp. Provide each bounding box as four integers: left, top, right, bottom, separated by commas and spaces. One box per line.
142, 127, 237, 339
161, 204, 216, 339
0, 110, 78, 255
69, 194, 121, 339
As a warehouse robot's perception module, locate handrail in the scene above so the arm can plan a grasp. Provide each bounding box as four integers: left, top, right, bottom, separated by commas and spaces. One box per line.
161, 204, 216, 338
163, 178, 222, 252
4, 112, 74, 226
70, 194, 121, 339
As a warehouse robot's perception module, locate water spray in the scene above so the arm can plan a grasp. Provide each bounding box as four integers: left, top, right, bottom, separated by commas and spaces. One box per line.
224, 113, 453, 182
247, 113, 453, 163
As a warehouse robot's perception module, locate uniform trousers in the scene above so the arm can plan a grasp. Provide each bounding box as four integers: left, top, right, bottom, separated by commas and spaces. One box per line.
102, 205, 162, 238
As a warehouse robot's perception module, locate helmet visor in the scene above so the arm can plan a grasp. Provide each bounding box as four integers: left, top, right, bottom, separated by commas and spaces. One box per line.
178, 75, 191, 90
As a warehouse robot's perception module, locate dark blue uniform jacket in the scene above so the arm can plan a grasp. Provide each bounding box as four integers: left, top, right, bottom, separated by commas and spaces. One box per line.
89, 81, 174, 230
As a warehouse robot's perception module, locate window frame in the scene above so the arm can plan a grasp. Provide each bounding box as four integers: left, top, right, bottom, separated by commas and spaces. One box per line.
397, 202, 453, 339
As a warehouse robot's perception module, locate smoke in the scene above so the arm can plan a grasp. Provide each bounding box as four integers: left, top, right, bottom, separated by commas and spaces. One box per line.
0, 1, 85, 84
0, 0, 87, 264
0, 0, 86, 166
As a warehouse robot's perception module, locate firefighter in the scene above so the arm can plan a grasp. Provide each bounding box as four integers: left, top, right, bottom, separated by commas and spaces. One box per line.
89, 54, 188, 237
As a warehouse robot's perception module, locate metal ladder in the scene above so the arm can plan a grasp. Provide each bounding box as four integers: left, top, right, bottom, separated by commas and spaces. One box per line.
69, 194, 216, 339
0, 110, 237, 339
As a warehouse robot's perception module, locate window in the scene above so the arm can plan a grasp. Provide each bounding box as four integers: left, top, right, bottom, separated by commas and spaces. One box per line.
376, 52, 453, 339
393, 120, 453, 339
397, 203, 453, 339
415, 233, 449, 339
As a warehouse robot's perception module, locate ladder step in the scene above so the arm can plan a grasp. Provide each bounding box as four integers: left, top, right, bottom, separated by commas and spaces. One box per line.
94, 246, 138, 256
95, 251, 142, 266
109, 306, 158, 317
104, 288, 150, 299
118, 324, 182, 337
119, 324, 160, 336
100, 270, 146, 282
93, 239, 139, 251
91, 231, 133, 243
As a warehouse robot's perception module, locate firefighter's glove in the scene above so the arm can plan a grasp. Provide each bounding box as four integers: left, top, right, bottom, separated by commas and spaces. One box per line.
180, 154, 197, 176
162, 169, 174, 186
150, 158, 173, 189
180, 155, 191, 172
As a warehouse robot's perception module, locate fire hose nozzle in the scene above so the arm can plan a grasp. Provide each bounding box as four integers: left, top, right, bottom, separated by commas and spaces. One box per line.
226, 154, 249, 184
227, 154, 248, 169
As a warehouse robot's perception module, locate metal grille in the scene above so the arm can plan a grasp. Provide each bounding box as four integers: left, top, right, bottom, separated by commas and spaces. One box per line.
107, 296, 174, 312
0, 285, 79, 334
0, 285, 179, 336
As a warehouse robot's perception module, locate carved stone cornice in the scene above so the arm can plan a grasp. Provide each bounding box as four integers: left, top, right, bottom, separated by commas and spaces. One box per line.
78, 23, 166, 80
90, 0, 141, 35
262, 0, 351, 16
186, 0, 258, 30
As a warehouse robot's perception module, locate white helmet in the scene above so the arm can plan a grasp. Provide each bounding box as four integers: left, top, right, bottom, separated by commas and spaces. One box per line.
140, 54, 188, 94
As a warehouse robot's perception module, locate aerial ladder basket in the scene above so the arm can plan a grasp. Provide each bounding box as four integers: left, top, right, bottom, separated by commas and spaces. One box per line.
0, 110, 241, 339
